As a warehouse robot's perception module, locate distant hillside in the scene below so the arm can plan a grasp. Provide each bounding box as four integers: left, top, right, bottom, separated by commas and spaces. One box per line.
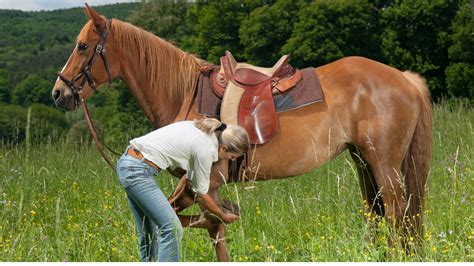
0, 3, 139, 89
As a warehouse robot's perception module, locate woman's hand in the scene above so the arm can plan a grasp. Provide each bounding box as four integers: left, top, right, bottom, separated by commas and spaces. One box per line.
220, 212, 240, 224
196, 194, 240, 224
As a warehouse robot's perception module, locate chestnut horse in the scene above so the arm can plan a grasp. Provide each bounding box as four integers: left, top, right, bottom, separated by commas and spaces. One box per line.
52, 5, 432, 261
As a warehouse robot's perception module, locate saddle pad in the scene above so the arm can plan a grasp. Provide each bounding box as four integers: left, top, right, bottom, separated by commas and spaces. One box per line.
273, 67, 323, 112
196, 67, 323, 117
195, 70, 221, 117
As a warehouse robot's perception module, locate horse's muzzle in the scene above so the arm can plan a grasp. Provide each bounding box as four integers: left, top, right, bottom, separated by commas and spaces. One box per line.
52, 86, 77, 111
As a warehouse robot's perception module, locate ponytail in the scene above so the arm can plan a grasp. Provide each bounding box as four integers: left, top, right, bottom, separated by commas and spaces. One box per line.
194, 117, 223, 135
194, 117, 250, 154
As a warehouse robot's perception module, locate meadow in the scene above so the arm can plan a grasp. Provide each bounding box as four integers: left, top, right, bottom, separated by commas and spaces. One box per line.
0, 101, 472, 262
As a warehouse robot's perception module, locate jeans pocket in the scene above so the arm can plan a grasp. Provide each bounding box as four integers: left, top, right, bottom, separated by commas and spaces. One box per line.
117, 154, 159, 188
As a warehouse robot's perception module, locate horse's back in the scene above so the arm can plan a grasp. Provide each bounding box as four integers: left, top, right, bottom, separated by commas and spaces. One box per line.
316, 56, 422, 112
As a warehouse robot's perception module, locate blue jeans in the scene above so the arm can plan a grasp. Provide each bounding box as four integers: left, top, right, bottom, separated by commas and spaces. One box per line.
117, 150, 183, 262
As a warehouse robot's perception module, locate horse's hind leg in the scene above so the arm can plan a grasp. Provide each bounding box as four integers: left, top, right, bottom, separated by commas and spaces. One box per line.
359, 139, 409, 248
349, 145, 384, 218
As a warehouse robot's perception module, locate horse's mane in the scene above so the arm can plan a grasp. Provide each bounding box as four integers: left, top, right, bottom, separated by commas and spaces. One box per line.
78, 19, 204, 109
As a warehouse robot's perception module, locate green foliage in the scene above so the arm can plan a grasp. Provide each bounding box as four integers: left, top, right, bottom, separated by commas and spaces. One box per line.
127, 0, 190, 43
28, 104, 69, 143
447, 3, 474, 63
445, 3, 474, 99
0, 69, 10, 103
239, 0, 301, 66
66, 120, 104, 146
282, 0, 381, 68
380, 0, 462, 98
0, 104, 25, 143
85, 81, 153, 146
445, 63, 474, 99
11, 74, 52, 107
181, 0, 268, 63
0, 3, 139, 99
0, 103, 68, 144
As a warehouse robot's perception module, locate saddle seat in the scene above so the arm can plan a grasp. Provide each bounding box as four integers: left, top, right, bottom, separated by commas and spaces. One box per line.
216, 51, 302, 145
226, 52, 290, 85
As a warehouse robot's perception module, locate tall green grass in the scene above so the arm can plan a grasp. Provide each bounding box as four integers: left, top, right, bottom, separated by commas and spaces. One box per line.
0, 102, 472, 261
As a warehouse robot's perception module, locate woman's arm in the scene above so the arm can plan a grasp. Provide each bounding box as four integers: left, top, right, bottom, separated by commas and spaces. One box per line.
196, 193, 240, 224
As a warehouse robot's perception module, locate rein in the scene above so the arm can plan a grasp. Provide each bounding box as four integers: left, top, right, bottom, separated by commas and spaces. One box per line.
57, 19, 119, 171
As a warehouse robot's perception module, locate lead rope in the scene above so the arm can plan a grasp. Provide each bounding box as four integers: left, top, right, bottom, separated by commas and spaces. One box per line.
80, 97, 117, 171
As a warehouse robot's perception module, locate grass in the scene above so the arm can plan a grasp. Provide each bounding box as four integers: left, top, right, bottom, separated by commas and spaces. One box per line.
0, 101, 472, 262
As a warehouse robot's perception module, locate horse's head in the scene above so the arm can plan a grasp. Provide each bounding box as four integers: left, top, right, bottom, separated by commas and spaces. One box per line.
52, 4, 121, 111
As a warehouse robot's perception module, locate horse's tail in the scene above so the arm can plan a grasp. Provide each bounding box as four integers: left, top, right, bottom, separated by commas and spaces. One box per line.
401, 71, 432, 239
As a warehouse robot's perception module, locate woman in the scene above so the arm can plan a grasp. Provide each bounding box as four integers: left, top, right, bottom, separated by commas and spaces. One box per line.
116, 117, 250, 262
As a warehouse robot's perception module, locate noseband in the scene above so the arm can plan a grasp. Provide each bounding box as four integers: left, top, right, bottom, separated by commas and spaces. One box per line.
57, 19, 113, 105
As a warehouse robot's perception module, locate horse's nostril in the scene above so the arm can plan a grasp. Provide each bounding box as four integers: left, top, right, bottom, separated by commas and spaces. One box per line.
53, 90, 61, 102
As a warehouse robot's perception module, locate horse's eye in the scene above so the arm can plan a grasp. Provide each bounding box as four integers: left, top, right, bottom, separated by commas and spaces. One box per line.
78, 43, 89, 51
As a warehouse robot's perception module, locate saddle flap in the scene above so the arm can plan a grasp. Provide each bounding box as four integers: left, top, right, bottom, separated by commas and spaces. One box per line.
238, 79, 277, 144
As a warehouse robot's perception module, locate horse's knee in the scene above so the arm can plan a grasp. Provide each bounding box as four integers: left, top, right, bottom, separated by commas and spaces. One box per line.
208, 224, 226, 245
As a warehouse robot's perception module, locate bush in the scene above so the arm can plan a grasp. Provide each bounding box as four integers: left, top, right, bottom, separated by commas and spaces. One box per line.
0, 103, 68, 144
29, 103, 68, 143
445, 62, 474, 99
0, 104, 25, 143
66, 120, 105, 146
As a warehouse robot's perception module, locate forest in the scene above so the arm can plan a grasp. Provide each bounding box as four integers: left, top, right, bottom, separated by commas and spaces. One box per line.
0, 0, 472, 145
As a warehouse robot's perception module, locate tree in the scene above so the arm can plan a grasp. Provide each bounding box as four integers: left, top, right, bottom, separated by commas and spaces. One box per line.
445, 2, 474, 99
182, 1, 268, 63
0, 69, 10, 103
239, 0, 301, 66
11, 74, 53, 106
380, 0, 462, 98
127, 0, 189, 43
282, 0, 381, 68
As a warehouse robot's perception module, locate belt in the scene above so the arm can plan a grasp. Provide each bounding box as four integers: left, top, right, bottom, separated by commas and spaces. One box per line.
126, 148, 161, 171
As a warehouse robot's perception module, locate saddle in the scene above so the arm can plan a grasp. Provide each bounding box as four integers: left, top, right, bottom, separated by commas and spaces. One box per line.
213, 51, 302, 144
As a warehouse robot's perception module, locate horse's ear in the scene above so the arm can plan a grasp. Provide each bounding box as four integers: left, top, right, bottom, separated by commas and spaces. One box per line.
84, 3, 106, 33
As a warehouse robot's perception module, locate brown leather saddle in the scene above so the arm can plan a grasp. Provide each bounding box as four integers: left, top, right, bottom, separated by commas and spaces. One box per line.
213, 51, 302, 145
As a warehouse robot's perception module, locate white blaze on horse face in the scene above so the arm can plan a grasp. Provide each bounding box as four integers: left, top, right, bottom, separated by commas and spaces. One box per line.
56, 45, 78, 83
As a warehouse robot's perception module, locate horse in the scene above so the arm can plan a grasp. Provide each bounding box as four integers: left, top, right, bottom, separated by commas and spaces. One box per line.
52, 5, 432, 261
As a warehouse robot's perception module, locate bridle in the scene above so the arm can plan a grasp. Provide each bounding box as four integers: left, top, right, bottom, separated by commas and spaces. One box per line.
57, 19, 118, 170
57, 19, 113, 106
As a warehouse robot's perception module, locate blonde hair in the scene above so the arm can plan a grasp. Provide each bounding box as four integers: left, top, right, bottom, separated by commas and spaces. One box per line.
194, 118, 250, 155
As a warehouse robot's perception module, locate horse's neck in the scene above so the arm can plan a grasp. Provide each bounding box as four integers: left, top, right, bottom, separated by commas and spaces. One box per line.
117, 42, 198, 128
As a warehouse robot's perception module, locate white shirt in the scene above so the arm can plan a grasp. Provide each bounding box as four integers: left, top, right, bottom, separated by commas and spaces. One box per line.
130, 121, 219, 195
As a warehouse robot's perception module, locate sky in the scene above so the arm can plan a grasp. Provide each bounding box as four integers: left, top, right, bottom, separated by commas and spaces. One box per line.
0, 0, 137, 11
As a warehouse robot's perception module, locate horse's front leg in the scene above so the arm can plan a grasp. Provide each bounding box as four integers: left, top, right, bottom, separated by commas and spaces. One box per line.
202, 159, 231, 262
167, 159, 234, 261
208, 223, 229, 261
